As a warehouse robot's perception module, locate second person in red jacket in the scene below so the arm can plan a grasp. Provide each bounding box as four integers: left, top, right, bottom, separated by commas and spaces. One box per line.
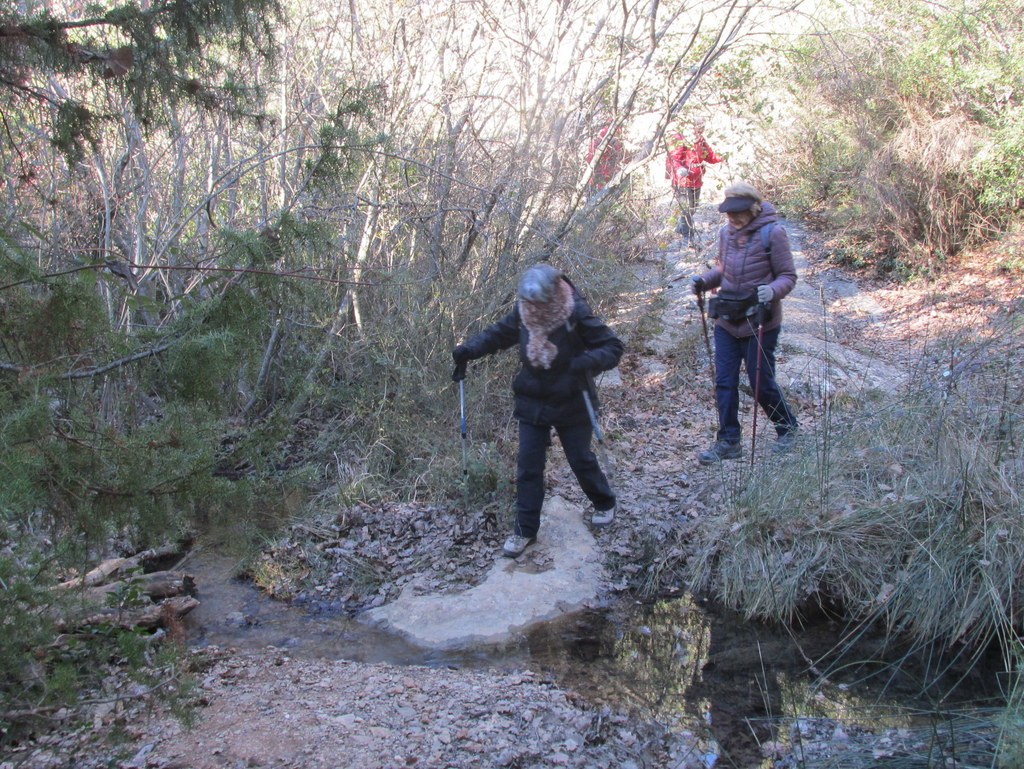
665, 118, 722, 239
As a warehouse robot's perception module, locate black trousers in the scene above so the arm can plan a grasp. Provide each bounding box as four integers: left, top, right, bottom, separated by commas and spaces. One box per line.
514, 421, 615, 539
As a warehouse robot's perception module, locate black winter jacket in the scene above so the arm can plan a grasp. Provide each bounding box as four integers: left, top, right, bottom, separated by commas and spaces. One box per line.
462, 283, 623, 426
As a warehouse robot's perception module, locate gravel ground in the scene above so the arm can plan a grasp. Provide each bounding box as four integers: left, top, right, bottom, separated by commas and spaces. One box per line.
6, 218, 1018, 769
109, 648, 709, 769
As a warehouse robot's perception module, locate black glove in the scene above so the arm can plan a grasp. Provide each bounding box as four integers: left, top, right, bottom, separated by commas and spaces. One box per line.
568, 355, 592, 375
452, 345, 471, 382
690, 276, 706, 295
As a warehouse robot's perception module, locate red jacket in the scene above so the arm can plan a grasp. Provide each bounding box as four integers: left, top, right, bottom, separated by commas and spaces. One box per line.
665, 134, 721, 189
585, 125, 624, 187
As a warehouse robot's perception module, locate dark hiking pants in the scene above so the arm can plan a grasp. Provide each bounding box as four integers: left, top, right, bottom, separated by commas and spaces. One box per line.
674, 187, 701, 235
515, 421, 615, 539
713, 325, 798, 445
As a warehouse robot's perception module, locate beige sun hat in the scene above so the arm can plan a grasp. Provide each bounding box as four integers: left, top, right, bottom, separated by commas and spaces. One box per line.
717, 182, 763, 213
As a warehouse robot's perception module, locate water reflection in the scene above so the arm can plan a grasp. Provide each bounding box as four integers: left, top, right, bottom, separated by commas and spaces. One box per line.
527, 597, 1005, 769
527, 598, 709, 716
182, 550, 1004, 768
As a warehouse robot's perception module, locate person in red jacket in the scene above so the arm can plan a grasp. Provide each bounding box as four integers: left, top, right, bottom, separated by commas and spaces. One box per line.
585, 123, 624, 192
665, 118, 721, 238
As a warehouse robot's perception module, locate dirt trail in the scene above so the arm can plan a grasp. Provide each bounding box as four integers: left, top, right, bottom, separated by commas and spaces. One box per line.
45, 209, 1013, 769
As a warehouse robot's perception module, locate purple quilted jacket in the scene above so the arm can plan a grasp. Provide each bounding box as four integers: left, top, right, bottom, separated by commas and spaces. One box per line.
698, 202, 797, 339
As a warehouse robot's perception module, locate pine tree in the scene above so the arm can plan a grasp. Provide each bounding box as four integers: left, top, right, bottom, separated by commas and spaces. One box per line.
0, 0, 283, 159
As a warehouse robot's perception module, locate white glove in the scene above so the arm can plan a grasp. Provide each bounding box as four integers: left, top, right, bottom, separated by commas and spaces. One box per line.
757, 285, 774, 303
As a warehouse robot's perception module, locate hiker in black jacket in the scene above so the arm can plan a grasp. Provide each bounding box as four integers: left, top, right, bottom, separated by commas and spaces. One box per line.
452, 264, 623, 558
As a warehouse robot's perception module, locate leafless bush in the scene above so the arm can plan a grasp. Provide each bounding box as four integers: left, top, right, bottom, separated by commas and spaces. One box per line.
864, 112, 986, 268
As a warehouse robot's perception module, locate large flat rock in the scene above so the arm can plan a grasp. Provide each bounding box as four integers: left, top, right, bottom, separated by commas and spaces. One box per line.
781, 243, 907, 396
361, 495, 603, 649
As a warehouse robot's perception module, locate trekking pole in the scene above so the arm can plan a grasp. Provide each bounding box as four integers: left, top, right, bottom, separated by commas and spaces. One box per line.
696, 288, 715, 381
750, 304, 768, 463
459, 378, 469, 482
581, 374, 615, 493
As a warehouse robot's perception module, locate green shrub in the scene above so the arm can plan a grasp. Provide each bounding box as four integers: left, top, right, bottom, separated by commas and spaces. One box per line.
978, 107, 1024, 212
775, 0, 1024, 275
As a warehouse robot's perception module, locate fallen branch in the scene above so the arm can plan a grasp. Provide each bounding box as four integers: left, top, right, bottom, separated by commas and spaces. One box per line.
58, 594, 199, 632
82, 570, 196, 603
2, 674, 178, 723
58, 543, 183, 589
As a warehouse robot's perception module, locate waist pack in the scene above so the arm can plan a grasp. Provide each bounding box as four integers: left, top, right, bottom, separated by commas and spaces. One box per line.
708, 289, 757, 321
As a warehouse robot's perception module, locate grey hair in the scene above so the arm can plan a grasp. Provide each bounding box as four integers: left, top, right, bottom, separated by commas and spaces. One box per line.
518, 263, 562, 303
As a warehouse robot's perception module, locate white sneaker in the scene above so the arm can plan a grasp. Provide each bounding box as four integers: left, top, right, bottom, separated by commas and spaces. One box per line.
591, 505, 615, 528
502, 534, 535, 558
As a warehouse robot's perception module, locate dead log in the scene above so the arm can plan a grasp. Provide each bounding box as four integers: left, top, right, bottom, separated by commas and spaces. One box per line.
58, 595, 199, 632
58, 543, 182, 589
82, 570, 196, 603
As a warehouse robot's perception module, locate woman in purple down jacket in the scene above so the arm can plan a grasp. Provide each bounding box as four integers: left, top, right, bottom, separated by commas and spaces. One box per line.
691, 182, 799, 464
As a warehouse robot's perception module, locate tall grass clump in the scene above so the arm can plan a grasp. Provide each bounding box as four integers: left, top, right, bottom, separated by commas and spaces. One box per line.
996, 647, 1024, 767
685, 326, 1023, 665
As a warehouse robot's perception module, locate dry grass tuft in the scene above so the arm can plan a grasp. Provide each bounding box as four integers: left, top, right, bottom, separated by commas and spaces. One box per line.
865, 111, 987, 266
685, 312, 1023, 660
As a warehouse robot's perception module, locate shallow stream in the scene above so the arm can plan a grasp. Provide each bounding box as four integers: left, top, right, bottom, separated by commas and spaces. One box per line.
181, 549, 1005, 767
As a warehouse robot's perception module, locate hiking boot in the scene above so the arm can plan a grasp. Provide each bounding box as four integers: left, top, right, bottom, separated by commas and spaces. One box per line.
773, 430, 798, 455
697, 440, 742, 465
591, 505, 616, 529
502, 534, 536, 558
